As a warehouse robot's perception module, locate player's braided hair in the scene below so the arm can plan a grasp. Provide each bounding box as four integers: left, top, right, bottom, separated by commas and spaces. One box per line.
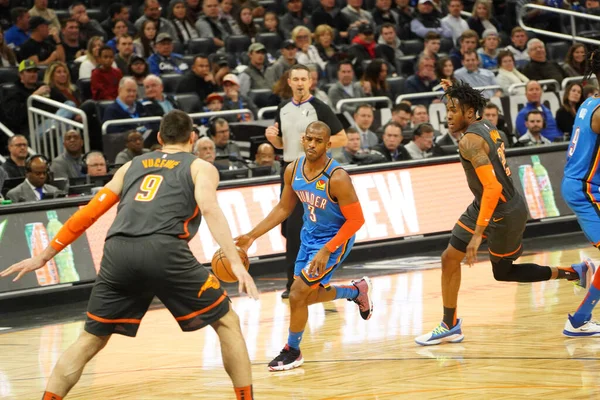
442, 80, 488, 117
583, 48, 600, 87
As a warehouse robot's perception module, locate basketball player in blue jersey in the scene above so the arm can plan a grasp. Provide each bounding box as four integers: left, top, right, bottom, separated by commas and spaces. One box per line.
415, 80, 595, 346
561, 49, 600, 337
236, 121, 373, 371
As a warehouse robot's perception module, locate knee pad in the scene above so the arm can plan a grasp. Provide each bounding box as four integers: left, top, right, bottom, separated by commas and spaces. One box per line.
492, 258, 513, 281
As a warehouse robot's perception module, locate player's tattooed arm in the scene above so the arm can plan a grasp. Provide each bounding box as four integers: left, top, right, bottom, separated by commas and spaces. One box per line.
459, 133, 491, 169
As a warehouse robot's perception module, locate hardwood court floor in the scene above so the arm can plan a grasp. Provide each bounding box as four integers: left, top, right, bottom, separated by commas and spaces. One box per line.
2, 245, 600, 399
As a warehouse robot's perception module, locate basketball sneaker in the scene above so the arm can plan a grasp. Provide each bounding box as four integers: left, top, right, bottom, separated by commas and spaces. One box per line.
415, 319, 464, 346
351, 276, 373, 320
563, 315, 600, 337
268, 345, 304, 372
572, 258, 596, 291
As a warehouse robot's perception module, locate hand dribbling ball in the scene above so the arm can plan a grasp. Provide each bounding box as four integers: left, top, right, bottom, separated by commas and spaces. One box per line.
211, 247, 250, 283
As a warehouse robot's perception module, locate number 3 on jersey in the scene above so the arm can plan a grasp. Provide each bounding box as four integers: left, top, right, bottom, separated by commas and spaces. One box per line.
135, 174, 163, 202
308, 205, 317, 222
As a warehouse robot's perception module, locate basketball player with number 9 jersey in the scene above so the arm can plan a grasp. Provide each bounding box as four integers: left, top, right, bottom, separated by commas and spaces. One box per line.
0, 110, 258, 400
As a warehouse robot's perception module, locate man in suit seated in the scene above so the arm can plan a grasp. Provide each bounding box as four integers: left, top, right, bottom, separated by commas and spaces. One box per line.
371, 122, 411, 162
6, 155, 59, 203
249, 143, 281, 176
352, 104, 379, 149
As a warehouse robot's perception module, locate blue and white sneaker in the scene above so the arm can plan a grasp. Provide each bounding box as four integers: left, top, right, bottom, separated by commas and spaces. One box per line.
563, 314, 600, 337
572, 258, 596, 293
415, 319, 464, 346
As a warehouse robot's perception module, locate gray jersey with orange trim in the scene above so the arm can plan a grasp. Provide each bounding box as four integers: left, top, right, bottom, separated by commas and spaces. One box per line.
459, 119, 518, 214
107, 151, 201, 241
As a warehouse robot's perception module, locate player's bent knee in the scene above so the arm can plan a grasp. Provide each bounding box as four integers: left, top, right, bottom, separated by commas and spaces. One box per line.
78, 331, 110, 355
289, 280, 312, 306
211, 308, 241, 330
288, 288, 308, 306
441, 245, 464, 269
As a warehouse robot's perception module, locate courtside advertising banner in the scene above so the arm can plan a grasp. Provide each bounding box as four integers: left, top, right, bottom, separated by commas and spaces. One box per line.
0, 149, 573, 294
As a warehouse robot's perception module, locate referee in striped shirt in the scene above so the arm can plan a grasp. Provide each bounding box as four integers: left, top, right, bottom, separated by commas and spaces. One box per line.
265, 64, 347, 298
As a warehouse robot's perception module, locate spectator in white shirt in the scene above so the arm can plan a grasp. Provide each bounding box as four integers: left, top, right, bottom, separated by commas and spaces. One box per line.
292, 25, 326, 71
441, 0, 469, 45
518, 110, 552, 146
504, 26, 530, 70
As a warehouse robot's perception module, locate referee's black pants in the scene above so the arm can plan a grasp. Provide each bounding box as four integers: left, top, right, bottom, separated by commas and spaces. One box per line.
281, 160, 303, 291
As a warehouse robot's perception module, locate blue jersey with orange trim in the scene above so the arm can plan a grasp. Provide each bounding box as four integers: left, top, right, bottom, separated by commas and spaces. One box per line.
291, 157, 348, 248
565, 96, 600, 186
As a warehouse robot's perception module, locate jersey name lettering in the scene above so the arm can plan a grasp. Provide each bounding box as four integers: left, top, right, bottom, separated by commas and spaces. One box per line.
141, 159, 181, 169
296, 190, 328, 210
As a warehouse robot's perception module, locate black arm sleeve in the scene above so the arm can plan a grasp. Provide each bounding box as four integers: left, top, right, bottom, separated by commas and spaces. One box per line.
275, 102, 283, 137
312, 98, 344, 135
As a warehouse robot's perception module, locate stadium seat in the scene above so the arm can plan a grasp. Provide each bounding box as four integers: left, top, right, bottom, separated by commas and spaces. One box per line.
226, 35, 252, 55
160, 73, 183, 94
37, 66, 47, 81
95, 100, 114, 122
0, 67, 18, 84
68, 62, 79, 82
54, 9, 69, 21
387, 76, 407, 102
87, 8, 107, 23
401, 39, 424, 56
77, 78, 92, 101
440, 37, 454, 53
325, 62, 339, 83
248, 89, 272, 109
181, 55, 195, 68
175, 93, 201, 113
188, 38, 215, 56
546, 42, 570, 62
255, 33, 281, 56
258, 0, 280, 13
173, 41, 185, 55
0, 83, 16, 103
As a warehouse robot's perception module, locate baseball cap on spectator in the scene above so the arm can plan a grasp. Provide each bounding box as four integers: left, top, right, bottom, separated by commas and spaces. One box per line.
213, 53, 229, 67
281, 39, 296, 49
358, 23, 374, 36
155, 33, 173, 43
222, 74, 240, 86
418, 0, 434, 4
19, 59, 39, 72
248, 42, 266, 53
29, 16, 49, 30
130, 55, 146, 64
481, 29, 499, 40
206, 93, 224, 103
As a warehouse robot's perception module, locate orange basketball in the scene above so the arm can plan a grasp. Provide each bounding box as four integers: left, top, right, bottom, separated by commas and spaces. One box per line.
211, 247, 250, 283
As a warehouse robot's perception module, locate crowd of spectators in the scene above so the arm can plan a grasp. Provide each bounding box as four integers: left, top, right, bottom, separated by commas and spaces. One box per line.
0, 0, 598, 201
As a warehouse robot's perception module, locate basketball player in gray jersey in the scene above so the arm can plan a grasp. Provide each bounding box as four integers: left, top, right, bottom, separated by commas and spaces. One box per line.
415, 80, 594, 346
1, 110, 258, 400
